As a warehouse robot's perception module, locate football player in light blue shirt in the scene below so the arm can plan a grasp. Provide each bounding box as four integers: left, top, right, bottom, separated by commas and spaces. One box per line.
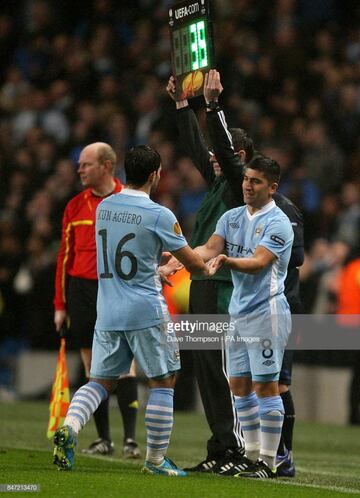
195, 155, 294, 478
53, 145, 211, 476
95, 180, 187, 332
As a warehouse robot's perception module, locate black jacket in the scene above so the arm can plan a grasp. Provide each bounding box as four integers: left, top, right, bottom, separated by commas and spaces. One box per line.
177, 105, 304, 309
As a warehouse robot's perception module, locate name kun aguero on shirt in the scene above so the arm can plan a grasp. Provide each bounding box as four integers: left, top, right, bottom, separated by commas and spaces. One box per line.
97, 208, 142, 226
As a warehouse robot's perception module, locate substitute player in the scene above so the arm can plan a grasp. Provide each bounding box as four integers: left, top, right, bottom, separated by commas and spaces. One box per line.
53, 145, 212, 476
197, 155, 294, 479
204, 71, 302, 477
167, 70, 303, 477
54, 142, 140, 458
167, 75, 253, 475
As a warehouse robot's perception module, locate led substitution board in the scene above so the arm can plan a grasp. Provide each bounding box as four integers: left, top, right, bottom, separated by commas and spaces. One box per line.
169, 0, 214, 100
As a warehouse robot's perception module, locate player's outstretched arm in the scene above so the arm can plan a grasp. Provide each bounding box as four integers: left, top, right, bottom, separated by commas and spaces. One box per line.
167, 75, 214, 185
172, 245, 209, 277
158, 255, 184, 286
205, 70, 245, 198
203, 69, 223, 104
166, 75, 188, 109
54, 204, 74, 314
194, 234, 225, 262
219, 245, 276, 274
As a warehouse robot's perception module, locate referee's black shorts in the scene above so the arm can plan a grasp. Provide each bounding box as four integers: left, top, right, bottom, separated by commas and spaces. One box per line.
279, 300, 302, 386
279, 349, 294, 385
67, 276, 98, 349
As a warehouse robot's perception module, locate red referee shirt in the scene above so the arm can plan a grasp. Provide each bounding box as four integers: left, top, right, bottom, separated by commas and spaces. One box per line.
54, 179, 122, 310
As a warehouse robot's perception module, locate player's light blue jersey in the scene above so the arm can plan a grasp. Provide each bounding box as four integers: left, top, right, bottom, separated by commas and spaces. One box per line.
214, 200, 294, 316
95, 189, 187, 330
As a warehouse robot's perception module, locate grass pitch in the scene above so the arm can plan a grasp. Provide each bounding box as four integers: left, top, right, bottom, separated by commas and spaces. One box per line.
1, 401, 360, 497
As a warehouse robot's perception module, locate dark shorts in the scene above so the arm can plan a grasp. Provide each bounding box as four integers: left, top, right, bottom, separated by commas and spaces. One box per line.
190, 279, 233, 315
279, 300, 301, 385
67, 277, 98, 349
279, 349, 294, 385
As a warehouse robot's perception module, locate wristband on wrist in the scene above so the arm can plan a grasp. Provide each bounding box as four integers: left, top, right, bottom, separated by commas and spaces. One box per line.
205, 100, 221, 112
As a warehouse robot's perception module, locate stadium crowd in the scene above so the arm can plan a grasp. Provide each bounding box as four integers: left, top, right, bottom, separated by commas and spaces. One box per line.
0, 0, 360, 405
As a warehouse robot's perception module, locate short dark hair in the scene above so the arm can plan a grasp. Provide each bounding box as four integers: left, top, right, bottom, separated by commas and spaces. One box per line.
125, 145, 161, 187
229, 128, 254, 161
245, 154, 280, 183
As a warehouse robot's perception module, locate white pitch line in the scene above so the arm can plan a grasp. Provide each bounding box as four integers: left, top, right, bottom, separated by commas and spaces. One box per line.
297, 466, 360, 480
68, 452, 360, 494
9, 446, 360, 494
274, 480, 360, 495
9, 445, 137, 465
79, 452, 138, 465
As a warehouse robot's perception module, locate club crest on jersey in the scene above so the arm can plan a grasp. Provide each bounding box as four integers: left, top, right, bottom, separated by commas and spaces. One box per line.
255, 226, 263, 236
173, 222, 182, 235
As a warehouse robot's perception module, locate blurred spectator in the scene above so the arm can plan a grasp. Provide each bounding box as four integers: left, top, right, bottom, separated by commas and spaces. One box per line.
0, 229, 23, 338
0, 1, 359, 391
12, 88, 70, 144
335, 182, 360, 251
337, 253, 360, 424
301, 121, 345, 194
14, 232, 57, 348
300, 240, 350, 314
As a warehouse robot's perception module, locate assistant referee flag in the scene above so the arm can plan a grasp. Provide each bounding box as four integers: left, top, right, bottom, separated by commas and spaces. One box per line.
47, 337, 70, 439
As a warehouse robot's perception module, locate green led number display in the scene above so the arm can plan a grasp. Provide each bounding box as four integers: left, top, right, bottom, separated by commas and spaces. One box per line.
173, 20, 208, 76
173, 29, 182, 76
182, 27, 191, 73
190, 21, 208, 70
190, 23, 199, 70
197, 21, 208, 68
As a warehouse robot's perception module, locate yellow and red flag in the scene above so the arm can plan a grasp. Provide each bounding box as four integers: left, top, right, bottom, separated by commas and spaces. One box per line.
47, 337, 70, 439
